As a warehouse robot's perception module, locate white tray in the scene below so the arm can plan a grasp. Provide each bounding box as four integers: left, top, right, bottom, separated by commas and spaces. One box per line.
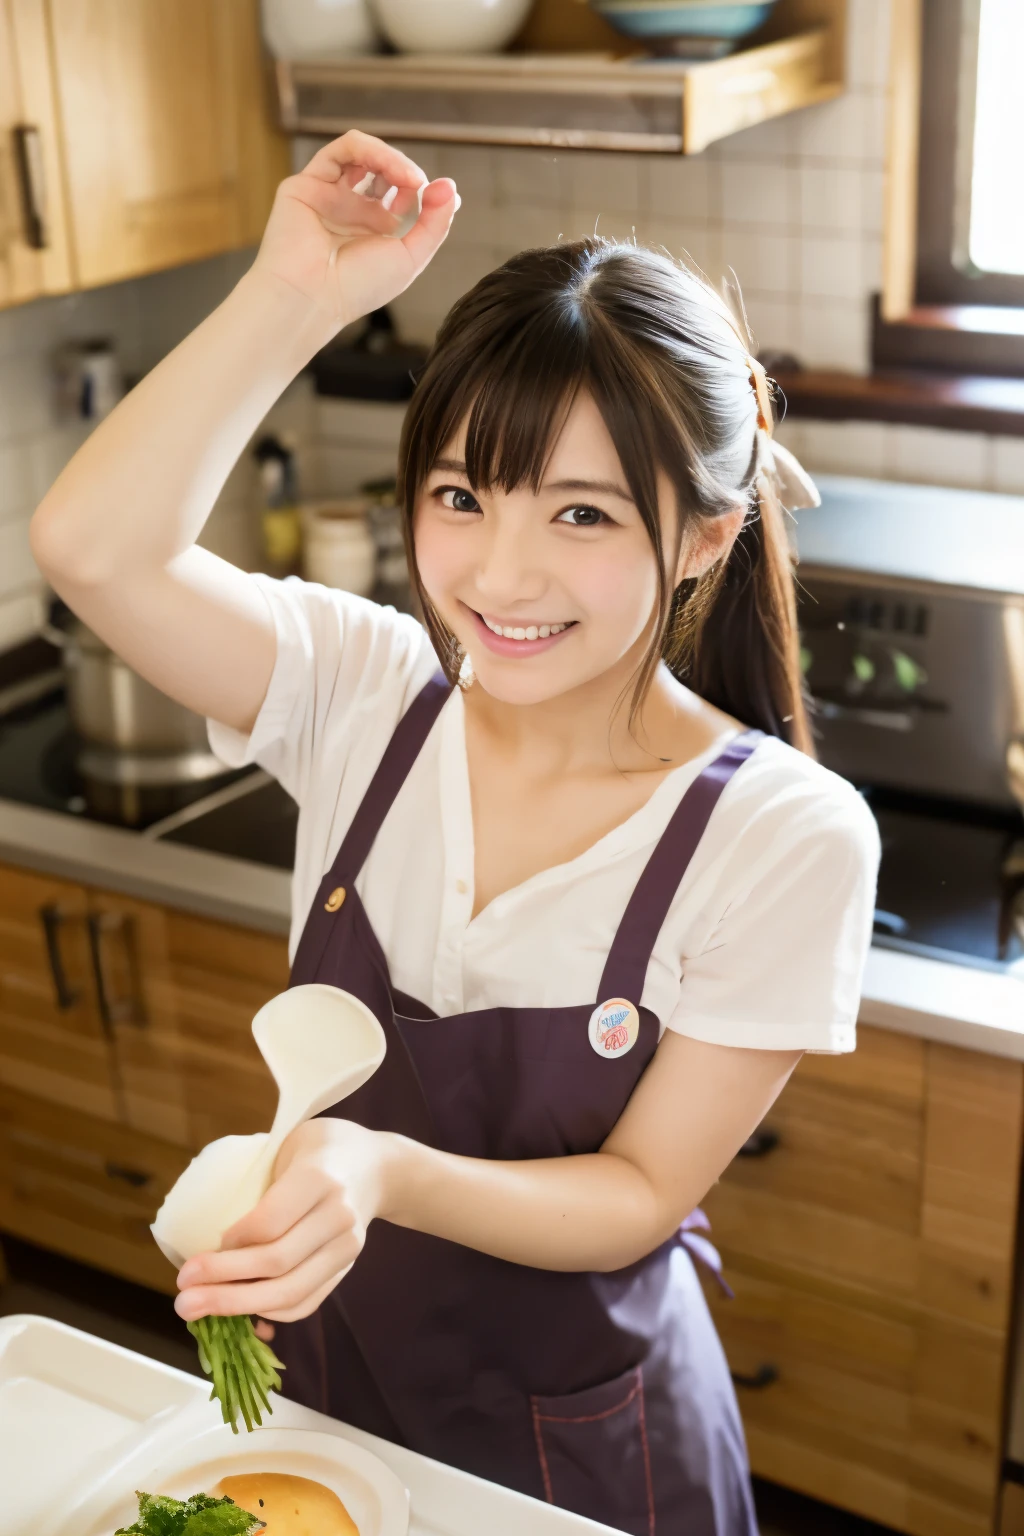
1, 1315, 621, 1536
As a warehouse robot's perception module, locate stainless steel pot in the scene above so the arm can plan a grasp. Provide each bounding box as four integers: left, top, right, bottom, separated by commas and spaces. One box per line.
44, 618, 224, 774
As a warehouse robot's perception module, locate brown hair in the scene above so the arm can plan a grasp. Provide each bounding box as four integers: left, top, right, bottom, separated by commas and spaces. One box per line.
398, 238, 812, 752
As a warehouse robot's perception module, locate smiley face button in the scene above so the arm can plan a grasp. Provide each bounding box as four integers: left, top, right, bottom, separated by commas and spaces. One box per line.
588, 997, 640, 1057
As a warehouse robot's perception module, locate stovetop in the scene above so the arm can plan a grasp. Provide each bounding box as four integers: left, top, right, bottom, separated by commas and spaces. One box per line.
0, 682, 1020, 971
0, 687, 256, 830
864, 787, 1023, 972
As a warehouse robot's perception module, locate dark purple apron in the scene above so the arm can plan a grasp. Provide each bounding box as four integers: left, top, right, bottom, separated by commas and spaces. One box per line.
277, 674, 762, 1536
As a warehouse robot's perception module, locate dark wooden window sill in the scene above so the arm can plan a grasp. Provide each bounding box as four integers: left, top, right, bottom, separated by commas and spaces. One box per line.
771, 368, 1024, 437
873, 299, 1024, 378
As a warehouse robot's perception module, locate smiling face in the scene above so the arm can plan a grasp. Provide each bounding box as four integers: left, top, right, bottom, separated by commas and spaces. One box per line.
413, 392, 691, 708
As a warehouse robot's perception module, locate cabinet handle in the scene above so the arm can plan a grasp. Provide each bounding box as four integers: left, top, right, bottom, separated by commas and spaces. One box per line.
104, 1161, 151, 1189
12, 125, 48, 250
39, 903, 78, 1010
737, 1127, 779, 1159
731, 1364, 778, 1391
87, 911, 146, 1028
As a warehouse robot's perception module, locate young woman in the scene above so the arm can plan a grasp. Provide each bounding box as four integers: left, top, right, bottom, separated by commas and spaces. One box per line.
31, 133, 879, 1535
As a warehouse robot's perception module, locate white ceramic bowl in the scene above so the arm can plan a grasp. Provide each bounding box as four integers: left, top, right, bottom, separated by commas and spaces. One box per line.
303, 501, 378, 595
65, 1425, 410, 1536
372, 0, 534, 54
262, 0, 380, 60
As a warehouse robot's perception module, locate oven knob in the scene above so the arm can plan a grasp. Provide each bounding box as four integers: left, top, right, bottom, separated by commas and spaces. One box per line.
890, 650, 927, 692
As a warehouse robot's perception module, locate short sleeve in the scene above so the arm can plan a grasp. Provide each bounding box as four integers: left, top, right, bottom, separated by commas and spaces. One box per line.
206, 574, 438, 806
667, 769, 881, 1054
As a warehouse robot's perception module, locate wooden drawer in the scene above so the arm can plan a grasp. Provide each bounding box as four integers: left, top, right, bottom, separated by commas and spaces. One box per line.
709, 1264, 1005, 1536
704, 1029, 1024, 1332
718, 1027, 927, 1229
0, 1084, 188, 1293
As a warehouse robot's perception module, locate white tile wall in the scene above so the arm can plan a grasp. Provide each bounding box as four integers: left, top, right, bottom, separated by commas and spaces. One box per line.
776, 417, 1024, 496
993, 437, 1024, 494
1, 0, 1021, 655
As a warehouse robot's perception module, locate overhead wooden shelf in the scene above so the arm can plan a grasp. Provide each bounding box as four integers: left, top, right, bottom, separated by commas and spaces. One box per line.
274, 11, 844, 156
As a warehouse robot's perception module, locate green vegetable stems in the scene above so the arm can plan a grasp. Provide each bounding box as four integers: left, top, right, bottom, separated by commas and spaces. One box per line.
187, 1315, 284, 1434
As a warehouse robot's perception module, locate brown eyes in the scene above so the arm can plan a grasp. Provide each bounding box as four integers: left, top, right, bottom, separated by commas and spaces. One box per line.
555, 505, 608, 527
438, 486, 480, 513
435, 488, 609, 527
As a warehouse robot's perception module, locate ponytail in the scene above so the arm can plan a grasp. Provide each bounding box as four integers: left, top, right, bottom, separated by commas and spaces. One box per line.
666, 476, 813, 754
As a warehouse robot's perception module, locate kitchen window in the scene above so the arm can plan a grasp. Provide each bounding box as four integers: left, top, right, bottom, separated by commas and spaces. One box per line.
961, 0, 1024, 282
873, 0, 1024, 377
917, 0, 1024, 306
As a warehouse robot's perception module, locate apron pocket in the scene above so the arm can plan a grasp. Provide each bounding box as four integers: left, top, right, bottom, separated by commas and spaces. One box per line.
530, 1363, 654, 1535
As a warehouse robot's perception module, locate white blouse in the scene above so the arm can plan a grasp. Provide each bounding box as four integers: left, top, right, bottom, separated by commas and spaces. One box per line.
208, 576, 881, 1054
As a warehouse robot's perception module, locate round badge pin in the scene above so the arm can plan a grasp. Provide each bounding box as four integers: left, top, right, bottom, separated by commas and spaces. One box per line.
588, 997, 640, 1058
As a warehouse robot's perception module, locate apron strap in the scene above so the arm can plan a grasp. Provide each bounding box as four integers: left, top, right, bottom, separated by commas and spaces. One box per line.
331, 671, 452, 882
597, 729, 764, 1006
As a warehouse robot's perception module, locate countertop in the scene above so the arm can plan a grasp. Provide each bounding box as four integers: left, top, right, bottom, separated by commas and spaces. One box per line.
2, 793, 1022, 1061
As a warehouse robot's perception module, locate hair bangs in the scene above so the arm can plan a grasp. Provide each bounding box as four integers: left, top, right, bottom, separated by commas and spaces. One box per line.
423, 296, 592, 500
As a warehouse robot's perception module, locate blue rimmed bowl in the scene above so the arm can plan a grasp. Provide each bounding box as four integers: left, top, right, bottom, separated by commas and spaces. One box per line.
590, 0, 777, 48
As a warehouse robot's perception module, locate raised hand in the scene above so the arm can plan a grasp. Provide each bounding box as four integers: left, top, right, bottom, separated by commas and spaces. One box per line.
251, 130, 460, 331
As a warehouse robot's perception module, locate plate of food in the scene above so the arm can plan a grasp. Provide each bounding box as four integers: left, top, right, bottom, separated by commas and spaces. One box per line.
58, 1426, 410, 1536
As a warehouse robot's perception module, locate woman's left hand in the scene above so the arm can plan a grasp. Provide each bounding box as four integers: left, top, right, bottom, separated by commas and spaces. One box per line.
174, 1119, 394, 1324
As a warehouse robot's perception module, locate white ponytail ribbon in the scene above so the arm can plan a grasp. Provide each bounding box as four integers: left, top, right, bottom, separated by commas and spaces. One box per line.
766, 439, 821, 512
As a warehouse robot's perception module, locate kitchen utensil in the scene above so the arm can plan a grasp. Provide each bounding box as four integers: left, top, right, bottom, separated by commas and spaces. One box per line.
43, 615, 216, 758
366, 489, 413, 609
53, 338, 124, 421
254, 432, 302, 578
372, 0, 534, 54
260, 0, 380, 59
152, 984, 386, 1268
303, 500, 378, 594
589, 0, 776, 49
310, 306, 429, 402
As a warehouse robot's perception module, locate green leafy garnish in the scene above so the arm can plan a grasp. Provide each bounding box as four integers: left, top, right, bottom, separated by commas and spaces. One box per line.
187, 1314, 284, 1434
115, 1489, 264, 1536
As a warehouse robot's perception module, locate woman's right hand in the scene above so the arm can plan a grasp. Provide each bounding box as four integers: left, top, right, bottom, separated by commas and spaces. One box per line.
174, 1119, 398, 1324
251, 130, 460, 332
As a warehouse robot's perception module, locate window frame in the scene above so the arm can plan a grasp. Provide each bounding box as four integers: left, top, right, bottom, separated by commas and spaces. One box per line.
915, 0, 1024, 309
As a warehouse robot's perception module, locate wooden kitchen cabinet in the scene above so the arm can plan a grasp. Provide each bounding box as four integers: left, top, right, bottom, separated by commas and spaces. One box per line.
0, 861, 286, 1298
0, 1081, 188, 1292
702, 1025, 1024, 1536
0, 0, 287, 307
0, 860, 286, 1148
47, 0, 287, 289
104, 894, 285, 1149
0, 863, 118, 1119
0, 0, 73, 305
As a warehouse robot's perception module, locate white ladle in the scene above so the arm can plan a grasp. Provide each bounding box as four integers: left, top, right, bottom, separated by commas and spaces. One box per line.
152, 983, 386, 1269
